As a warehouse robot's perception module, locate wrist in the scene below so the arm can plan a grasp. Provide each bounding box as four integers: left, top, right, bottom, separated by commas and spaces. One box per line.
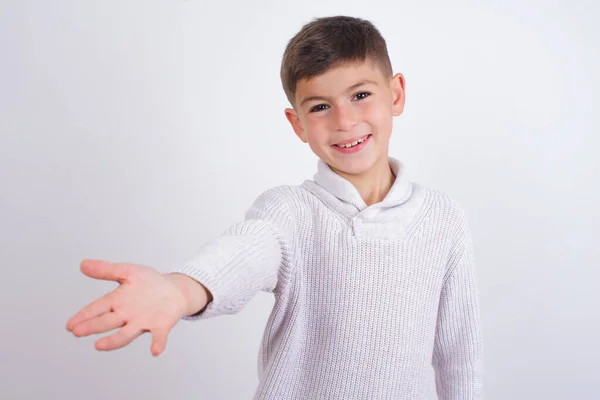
165, 273, 212, 317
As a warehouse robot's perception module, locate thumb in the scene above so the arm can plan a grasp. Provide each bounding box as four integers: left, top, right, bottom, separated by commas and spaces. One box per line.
80, 259, 132, 283
151, 328, 170, 357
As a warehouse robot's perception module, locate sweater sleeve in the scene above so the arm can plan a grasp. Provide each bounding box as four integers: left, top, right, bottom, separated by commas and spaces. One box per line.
432, 214, 484, 399
168, 188, 295, 320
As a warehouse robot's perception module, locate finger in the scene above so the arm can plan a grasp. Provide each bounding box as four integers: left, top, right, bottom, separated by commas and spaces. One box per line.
66, 292, 114, 331
150, 328, 170, 357
80, 259, 132, 283
71, 311, 125, 337
95, 323, 143, 352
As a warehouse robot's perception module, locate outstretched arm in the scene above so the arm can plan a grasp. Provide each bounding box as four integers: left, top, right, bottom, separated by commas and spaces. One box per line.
169, 188, 295, 320
66, 188, 294, 356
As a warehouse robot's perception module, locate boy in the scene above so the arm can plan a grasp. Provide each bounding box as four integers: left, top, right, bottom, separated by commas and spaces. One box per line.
66, 15, 483, 400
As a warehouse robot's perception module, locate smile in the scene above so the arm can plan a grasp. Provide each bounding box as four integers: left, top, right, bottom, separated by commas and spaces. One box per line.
334, 134, 371, 148
332, 134, 372, 154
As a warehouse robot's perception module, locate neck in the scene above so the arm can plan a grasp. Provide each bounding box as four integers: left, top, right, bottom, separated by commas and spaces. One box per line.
331, 157, 395, 206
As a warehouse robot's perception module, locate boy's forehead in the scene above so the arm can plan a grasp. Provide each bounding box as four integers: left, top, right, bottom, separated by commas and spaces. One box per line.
296, 61, 387, 98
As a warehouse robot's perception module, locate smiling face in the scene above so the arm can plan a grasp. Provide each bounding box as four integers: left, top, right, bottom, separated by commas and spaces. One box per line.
285, 59, 406, 177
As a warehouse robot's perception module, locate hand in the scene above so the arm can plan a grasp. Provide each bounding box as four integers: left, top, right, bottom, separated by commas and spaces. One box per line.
66, 259, 193, 356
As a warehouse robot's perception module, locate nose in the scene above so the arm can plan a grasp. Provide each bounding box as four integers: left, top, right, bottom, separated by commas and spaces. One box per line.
333, 104, 358, 131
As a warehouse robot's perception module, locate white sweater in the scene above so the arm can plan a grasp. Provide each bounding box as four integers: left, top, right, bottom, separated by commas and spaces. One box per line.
171, 157, 484, 399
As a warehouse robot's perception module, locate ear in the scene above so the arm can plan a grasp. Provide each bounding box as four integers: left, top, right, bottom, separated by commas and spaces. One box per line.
284, 108, 309, 143
390, 73, 406, 116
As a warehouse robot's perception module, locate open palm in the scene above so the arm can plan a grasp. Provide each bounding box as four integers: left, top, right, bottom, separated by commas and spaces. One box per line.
66, 259, 188, 356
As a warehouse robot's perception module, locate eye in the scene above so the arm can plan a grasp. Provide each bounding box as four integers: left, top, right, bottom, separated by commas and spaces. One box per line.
353, 91, 372, 100
309, 104, 330, 113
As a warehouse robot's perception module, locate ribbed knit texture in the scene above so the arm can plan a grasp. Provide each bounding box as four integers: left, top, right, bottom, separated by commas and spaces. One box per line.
170, 157, 483, 399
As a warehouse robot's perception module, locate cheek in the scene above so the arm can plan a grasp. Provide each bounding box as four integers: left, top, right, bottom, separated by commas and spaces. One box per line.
304, 120, 330, 145
367, 101, 393, 132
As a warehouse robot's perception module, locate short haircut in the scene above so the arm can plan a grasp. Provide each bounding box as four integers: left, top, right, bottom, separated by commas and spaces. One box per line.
280, 16, 393, 107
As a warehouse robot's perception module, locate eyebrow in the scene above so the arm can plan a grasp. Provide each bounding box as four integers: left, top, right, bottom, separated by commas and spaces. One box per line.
300, 79, 378, 106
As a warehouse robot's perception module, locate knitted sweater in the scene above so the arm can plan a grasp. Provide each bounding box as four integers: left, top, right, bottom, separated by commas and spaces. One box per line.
171, 157, 484, 399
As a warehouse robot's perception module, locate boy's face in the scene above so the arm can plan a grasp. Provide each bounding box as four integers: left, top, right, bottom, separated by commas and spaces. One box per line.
285, 60, 405, 177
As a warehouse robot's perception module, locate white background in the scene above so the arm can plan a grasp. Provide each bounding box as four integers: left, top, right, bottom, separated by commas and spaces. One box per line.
1, 0, 598, 399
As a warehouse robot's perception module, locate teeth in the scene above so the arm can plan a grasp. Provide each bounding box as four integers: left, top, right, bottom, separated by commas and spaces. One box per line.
337, 136, 367, 148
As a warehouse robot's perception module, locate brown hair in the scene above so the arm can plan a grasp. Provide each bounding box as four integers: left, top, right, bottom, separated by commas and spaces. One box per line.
280, 16, 393, 107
